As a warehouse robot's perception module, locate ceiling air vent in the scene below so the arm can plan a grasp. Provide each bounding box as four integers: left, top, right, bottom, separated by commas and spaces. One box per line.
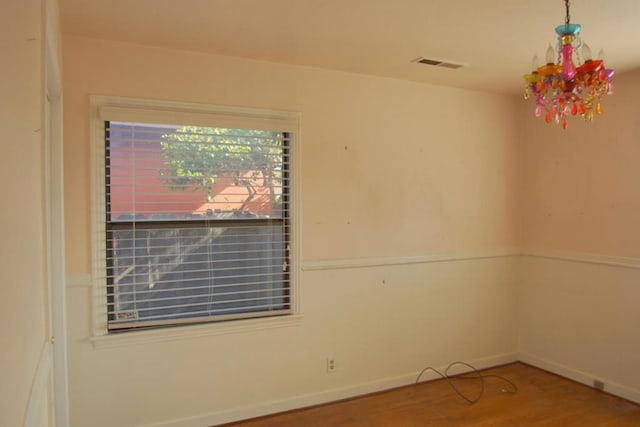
414, 57, 468, 70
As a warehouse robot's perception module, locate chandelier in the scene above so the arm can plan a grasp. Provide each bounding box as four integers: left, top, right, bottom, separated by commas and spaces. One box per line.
523, 0, 614, 128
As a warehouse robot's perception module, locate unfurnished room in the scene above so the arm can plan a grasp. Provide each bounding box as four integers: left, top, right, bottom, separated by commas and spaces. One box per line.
3, 1, 640, 426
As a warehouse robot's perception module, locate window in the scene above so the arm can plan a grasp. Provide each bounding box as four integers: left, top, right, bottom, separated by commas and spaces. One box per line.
92, 97, 298, 332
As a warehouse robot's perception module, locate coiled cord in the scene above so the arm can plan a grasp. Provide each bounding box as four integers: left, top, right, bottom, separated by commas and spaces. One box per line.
414, 361, 518, 404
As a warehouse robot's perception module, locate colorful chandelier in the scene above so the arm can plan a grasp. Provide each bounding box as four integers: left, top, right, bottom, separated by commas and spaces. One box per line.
523, 0, 614, 128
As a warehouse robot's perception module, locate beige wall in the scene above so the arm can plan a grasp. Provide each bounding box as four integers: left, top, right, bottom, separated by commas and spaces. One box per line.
0, 0, 49, 425
518, 255, 640, 402
518, 69, 640, 402
63, 36, 520, 426
63, 38, 519, 274
519, 69, 640, 257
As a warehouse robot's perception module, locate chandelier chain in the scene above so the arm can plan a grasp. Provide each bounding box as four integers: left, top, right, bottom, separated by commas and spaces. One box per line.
565, 0, 571, 25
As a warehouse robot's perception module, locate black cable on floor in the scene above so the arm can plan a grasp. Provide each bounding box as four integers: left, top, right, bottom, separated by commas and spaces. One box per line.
414, 361, 518, 404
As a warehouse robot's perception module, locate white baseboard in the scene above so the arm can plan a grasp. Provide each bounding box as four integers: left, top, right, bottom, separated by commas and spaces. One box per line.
142, 352, 518, 427
519, 352, 640, 404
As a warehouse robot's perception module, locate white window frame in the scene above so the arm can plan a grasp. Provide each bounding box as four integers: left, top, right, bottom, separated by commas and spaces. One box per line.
89, 96, 302, 348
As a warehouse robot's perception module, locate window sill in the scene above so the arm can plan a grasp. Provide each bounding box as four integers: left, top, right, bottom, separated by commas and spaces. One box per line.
90, 314, 303, 350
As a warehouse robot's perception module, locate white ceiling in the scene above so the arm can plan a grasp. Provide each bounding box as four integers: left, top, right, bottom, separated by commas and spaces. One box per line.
59, 0, 640, 95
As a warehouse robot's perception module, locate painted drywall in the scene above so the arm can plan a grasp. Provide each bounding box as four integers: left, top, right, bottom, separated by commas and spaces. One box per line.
63, 36, 520, 426
67, 258, 517, 426
518, 69, 640, 401
519, 69, 640, 257
0, 0, 48, 426
518, 255, 640, 402
63, 38, 520, 273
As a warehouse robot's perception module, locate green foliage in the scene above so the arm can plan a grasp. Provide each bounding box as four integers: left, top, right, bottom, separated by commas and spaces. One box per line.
159, 126, 284, 208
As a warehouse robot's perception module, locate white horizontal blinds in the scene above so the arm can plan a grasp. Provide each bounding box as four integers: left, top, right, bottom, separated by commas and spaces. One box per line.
105, 120, 291, 330
107, 124, 288, 219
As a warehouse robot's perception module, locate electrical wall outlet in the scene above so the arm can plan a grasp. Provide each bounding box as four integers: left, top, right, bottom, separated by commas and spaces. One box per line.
593, 380, 605, 391
326, 357, 336, 373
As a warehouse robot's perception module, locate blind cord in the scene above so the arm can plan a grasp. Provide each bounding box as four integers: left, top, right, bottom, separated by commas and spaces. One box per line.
414, 361, 518, 404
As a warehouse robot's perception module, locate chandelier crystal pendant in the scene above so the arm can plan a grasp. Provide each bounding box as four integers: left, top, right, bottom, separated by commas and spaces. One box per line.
523, 0, 614, 128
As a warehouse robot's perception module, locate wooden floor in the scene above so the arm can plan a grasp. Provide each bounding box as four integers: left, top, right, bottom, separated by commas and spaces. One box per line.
220, 363, 640, 426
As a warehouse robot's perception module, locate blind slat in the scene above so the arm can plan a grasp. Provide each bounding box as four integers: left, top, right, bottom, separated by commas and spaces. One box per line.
112, 302, 291, 319
108, 272, 289, 287
110, 293, 289, 313
107, 280, 291, 297
108, 309, 291, 330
